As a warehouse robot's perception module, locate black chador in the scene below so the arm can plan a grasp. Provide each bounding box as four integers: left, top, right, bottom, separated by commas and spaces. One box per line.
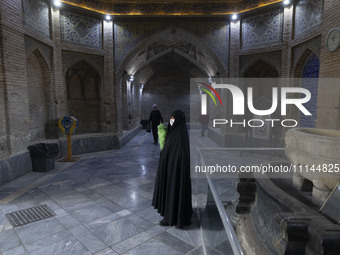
152, 110, 193, 228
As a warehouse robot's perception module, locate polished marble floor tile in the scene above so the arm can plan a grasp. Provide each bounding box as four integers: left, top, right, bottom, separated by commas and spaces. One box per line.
93, 247, 118, 255
68, 225, 108, 253
0, 229, 21, 252
2, 245, 28, 255
90, 218, 143, 246
69, 203, 113, 224
15, 218, 66, 245
0, 131, 216, 255
154, 231, 195, 254
29, 236, 91, 255
121, 238, 184, 255
23, 230, 72, 252
111, 232, 152, 254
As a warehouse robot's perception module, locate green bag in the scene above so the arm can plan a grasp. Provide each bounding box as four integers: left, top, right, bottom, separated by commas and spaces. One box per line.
157, 123, 167, 150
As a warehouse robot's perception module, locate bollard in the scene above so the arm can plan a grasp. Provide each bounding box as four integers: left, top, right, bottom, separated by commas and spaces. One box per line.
58, 116, 79, 162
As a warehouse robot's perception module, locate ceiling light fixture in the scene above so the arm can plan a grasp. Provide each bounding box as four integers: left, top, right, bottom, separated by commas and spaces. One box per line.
53, 0, 62, 7
232, 14, 238, 21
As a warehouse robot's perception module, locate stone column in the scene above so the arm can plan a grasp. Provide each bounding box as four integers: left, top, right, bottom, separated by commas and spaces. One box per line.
114, 73, 124, 135
51, 6, 67, 137
229, 20, 241, 78
281, 4, 294, 78
103, 19, 117, 133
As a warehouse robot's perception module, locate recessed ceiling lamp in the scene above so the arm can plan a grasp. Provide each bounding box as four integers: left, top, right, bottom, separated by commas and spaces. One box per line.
53, 0, 62, 7
232, 14, 238, 21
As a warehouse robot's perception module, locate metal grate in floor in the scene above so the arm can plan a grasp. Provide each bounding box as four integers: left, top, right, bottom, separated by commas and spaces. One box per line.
5, 204, 56, 227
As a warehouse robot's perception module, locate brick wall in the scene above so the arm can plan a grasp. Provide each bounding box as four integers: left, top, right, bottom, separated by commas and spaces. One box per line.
1, 0, 30, 155
0, 0, 340, 159
0, 8, 9, 157
26, 51, 48, 141
317, 0, 340, 129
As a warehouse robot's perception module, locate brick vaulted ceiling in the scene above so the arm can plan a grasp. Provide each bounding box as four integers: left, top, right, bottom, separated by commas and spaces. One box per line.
60, 0, 283, 16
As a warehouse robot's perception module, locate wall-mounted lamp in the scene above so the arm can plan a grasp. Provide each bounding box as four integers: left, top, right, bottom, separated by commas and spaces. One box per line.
231, 14, 238, 21
283, 0, 291, 5
129, 75, 134, 81
53, 0, 62, 7
208, 77, 212, 83
140, 83, 144, 90
105, 15, 112, 21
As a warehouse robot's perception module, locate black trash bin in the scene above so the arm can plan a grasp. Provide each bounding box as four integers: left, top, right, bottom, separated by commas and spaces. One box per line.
28, 143, 59, 172
140, 119, 149, 129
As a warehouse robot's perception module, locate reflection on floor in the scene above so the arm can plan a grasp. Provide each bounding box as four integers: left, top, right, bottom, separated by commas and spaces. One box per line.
0, 130, 220, 255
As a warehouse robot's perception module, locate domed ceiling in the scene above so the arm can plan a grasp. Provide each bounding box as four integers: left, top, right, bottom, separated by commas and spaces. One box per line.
60, 0, 283, 16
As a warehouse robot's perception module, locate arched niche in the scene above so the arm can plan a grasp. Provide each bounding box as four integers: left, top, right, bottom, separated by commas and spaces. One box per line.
66, 61, 102, 133
242, 59, 280, 147
243, 60, 279, 111
26, 49, 54, 141
298, 52, 320, 128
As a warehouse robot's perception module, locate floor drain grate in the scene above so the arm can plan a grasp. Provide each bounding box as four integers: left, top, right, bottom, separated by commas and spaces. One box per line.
6, 204, 56, 227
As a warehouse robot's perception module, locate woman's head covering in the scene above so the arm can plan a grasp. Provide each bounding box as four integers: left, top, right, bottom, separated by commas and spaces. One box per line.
166, 110, 189, 146
168, 110, 187, 132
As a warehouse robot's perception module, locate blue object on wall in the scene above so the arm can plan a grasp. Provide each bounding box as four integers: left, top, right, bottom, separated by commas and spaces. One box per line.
300, 53, 319, 128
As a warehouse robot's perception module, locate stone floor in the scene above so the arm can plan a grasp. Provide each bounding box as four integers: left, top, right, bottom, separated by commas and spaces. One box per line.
0, 130, 219, 255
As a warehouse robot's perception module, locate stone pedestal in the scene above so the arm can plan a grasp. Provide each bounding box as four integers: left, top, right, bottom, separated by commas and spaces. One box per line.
285, 128, 340, 205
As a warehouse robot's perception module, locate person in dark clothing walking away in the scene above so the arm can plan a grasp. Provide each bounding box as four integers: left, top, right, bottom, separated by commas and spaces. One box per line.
149, 104, 163, 144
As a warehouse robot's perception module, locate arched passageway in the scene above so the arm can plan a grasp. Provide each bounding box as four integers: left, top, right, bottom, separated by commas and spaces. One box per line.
116, 26, 226, 130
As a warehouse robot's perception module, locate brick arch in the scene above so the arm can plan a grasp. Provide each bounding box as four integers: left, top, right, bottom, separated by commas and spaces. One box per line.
242, 59, 280, 78
116, 25, 226, 79
63, 56, 103, 78
26, 48, 54, 141
294, 48, 319, 78
242, 60, 279, 114
66, 61, 102, 133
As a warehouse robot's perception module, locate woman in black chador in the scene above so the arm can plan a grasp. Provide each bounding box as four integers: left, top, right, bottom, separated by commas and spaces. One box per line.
152, 110, 193, 228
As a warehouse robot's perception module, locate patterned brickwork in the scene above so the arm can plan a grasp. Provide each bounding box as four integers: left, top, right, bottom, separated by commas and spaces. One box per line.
294, 0, 323, 38
23, 0, 50, 38
241, 8, 283, 49
60, 10, 102, 50
114, 20, 228, 73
